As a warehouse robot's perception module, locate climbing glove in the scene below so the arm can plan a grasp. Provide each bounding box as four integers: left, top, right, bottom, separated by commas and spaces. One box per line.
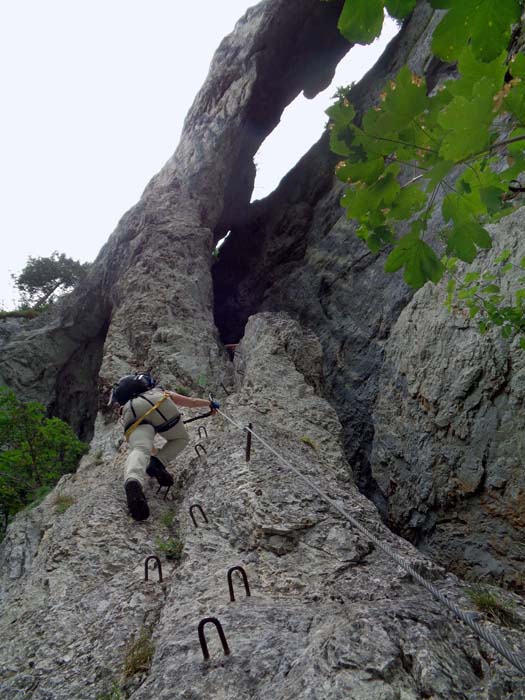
209, 399, 220, 411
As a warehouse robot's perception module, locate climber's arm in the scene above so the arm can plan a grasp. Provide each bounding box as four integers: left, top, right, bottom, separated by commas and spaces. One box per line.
167, 392, 212, 410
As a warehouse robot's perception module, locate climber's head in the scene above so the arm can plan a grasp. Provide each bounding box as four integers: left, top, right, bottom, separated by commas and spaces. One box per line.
135, 372, 156, 390
111, 372, 156, 406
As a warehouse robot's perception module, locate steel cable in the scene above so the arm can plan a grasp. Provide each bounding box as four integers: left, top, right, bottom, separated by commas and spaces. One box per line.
216, 406, 525, 675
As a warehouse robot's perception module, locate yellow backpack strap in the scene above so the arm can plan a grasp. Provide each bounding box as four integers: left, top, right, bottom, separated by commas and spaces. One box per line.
124, 393, 170, 441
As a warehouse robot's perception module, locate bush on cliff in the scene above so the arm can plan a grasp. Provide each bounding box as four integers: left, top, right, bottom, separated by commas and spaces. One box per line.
0, 386, 88, 532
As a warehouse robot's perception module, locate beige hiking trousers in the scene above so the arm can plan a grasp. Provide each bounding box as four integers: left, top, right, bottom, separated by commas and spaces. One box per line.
124, 420, 190, 486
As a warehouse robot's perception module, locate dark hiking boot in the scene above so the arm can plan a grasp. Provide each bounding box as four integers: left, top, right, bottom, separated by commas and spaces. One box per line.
125, 480, 150, 521
146, 455, 174, 487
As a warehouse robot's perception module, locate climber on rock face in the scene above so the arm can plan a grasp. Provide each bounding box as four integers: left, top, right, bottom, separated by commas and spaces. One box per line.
110, 373, 219, 521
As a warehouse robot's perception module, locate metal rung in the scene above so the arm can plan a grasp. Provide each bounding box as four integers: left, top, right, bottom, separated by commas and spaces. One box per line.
144, 555, 163, 582
189, 503, 209, 527
227, 566, 251, 602
195, 443, 207, 457
198, 617, 230, 660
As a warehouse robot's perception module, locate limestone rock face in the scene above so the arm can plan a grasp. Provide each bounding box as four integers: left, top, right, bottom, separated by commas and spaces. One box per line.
0, 0, 350, 437
2, 2, 525, 696
1, 313, 524, 700
370, 209, 525, 588
213, 1, 438, 495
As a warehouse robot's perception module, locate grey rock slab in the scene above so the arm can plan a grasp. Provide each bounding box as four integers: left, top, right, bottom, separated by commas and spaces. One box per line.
370, 208, 525, 588
2, 312, 524, 699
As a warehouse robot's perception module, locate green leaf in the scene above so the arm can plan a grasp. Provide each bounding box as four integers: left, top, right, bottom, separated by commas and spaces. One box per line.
364, 66, 428, 135
509, 53, 525, 80
495, 249, 512, 263
430, 0, 520, 63
442, 193, 475, 226
327, 100, 358, 156
504, 78, 525, 124
437, 78, 496, 160
431, 1, 473, 62
338, 0, 384, 44
384, 0, 416, 20
480, 186, 505, 214
454, 48, 507, 96
335, 157, 384, 185
384, 229, 444, 288
446, 223, 492, 262
367, 225, 396, 253
389, 184, 427, 220
342, 164, 401, 220
519, 337, 525, 349
326, 100, 356, 128
483, 284, 500, 294
425, 160, 454, 191
507, 127, 525, 156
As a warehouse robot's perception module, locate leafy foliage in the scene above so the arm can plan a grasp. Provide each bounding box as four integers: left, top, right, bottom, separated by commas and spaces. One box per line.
430, 0, 521, 63
155, 534, 184, 561
0, 387, 87, 530
335, 0, 416, 44
327, 0, 525, 341
12, 251, 89, 308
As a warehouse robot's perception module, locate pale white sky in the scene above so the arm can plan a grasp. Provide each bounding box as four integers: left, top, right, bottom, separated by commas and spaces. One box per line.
0, 1, 397, 308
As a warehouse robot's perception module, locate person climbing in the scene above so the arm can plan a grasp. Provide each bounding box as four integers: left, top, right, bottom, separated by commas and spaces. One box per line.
110, 373, 219, 521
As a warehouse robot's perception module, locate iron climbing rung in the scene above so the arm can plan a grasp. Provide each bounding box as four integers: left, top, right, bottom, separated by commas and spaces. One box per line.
189, 503, 209, 527
195, 443, 207, 457
198, 617, 230, 660
245, 423, 253, 462
144, 555, 163, 583
227, 566, 251, 602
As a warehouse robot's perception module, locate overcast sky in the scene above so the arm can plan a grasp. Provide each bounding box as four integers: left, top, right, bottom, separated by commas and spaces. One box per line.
0, 1, 397, 309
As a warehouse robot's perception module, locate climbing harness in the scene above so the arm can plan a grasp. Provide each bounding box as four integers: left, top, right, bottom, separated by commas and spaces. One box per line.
126, 402, 213, 439
214, 404, 525, 676
124, 394, 170, 440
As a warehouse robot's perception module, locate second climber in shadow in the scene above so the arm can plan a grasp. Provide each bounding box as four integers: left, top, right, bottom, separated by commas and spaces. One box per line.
110, 373, 219, 520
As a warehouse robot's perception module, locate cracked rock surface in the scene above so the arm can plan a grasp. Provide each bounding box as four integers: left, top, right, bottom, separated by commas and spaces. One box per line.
370, 208, 525, 588
1, 313, 524, 699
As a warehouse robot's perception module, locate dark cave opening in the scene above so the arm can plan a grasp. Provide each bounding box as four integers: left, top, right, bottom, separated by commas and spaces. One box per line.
49, 317, 111, 443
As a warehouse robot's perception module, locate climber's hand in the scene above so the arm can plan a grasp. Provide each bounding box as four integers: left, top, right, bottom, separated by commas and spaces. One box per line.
209, 399, 220, 414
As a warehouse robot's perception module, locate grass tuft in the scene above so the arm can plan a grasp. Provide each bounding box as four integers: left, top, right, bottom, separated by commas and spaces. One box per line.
53, 494, 76, 513
96, 680, 125, 700
155, 535, 184, 561
160, 511, 176, 528
300, 435, 318, 451
122, 628, 154, 679
467, 586, 517, 627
